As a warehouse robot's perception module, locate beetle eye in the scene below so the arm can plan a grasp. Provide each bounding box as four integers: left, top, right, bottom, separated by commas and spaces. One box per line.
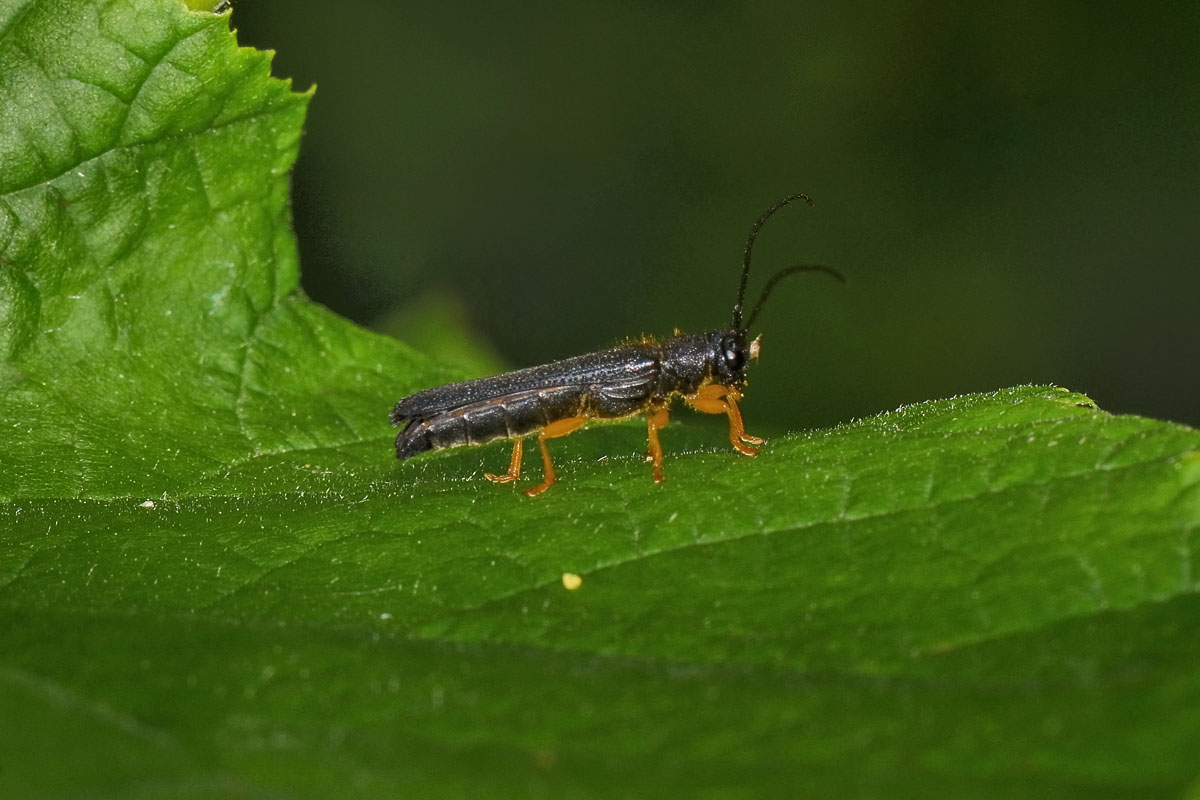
722, 339, 745, 371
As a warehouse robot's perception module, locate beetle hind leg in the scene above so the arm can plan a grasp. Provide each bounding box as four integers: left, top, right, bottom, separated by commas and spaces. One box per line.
484, 438, 524, 484
523, 416, 589, 497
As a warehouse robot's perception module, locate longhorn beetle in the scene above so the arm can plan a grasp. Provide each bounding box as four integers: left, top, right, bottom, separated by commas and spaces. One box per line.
390, 193, 845, 496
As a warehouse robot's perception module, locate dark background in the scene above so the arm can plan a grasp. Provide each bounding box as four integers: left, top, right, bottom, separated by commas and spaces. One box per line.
230, 2, 1199, 432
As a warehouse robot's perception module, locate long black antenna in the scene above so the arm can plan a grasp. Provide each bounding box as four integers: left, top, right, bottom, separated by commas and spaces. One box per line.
731, 193, 813, 331
745, 264, 846, 331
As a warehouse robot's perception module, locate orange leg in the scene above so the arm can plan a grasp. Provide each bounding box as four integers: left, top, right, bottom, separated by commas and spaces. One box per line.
484, 438, 523, 484
685, 384, 764, 456
645, 407, 670, 483
524, 416, 589, 497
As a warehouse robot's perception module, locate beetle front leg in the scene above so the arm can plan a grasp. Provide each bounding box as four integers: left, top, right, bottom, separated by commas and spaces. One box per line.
685, 384, 763, 456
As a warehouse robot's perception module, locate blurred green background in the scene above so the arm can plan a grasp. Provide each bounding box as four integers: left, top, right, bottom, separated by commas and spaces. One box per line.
230, 2, 1199, 432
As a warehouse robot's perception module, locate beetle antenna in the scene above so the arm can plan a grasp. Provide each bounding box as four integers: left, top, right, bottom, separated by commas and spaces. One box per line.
731, 193, 814, 331
745, 264, 846, 332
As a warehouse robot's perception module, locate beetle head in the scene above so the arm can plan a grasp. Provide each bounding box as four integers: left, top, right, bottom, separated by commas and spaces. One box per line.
713, 331, 762, 387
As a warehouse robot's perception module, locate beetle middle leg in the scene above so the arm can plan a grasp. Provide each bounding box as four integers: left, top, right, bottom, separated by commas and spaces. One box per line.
645, 407, 670, 483
484, 438, 524, 484
524, 416, 589, 497
685, 384, 764, 456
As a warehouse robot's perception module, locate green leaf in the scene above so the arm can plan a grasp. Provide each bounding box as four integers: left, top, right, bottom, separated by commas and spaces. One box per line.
3, 2, 1200, 798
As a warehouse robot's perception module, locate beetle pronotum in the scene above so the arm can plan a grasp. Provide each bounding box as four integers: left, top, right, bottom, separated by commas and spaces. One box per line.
390, 194, 844, 495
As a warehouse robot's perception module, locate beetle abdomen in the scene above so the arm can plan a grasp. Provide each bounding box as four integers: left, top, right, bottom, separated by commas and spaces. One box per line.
395, 385, 589, 459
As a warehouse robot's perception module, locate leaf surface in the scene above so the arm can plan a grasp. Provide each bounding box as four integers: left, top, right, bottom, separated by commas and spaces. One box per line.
2, 3, 1199, 798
